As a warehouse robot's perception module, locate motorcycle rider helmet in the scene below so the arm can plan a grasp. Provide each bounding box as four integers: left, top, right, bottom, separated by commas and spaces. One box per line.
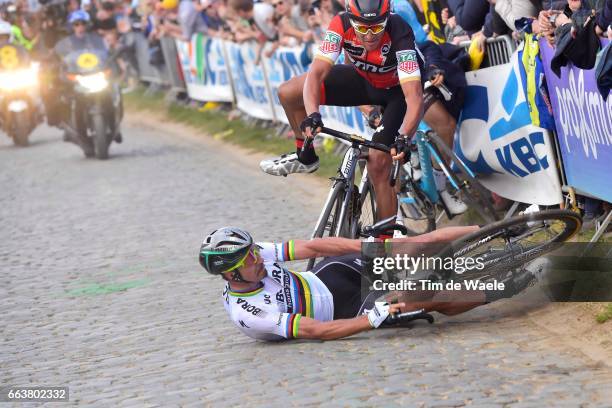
68, 9, 91, 25
345, 0, 390, 24
199, 227, 253, 275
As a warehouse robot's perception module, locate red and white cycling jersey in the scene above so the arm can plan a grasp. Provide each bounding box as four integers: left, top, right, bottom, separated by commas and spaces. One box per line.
314, 13, 423, 89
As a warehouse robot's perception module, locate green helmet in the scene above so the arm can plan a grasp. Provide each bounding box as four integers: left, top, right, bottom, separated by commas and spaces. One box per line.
199, 227, 253, 275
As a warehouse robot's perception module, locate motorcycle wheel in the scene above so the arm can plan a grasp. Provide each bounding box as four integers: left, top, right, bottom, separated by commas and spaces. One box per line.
12, 111, 30, 147
92, 113, 109, 160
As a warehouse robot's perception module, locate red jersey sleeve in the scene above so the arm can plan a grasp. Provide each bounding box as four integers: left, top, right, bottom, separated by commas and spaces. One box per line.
314, 15, 345, 65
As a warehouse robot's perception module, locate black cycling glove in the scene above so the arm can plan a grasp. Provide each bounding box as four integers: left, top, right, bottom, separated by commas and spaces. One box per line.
390, 134, 411, 163
300, 112, 324, 135
367, 107, 382, 130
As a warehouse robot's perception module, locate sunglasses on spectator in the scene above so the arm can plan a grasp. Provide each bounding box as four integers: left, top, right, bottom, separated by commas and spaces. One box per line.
350, 18, 387, 35
272, 1, 284, 7
72, 21, 87, 26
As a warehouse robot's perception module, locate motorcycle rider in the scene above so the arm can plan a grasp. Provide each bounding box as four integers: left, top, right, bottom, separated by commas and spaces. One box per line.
54, 9, 122, 145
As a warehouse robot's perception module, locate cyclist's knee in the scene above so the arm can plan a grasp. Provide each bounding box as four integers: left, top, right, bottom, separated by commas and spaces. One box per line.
278, 76, 305, 108
367, 151, 392, 180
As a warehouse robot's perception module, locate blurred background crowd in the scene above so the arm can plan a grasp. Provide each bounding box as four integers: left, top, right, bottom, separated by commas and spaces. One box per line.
0, 0, 610, 77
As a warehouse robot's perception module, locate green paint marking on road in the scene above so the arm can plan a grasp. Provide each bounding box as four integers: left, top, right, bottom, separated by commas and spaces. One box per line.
65, 279, 150, 296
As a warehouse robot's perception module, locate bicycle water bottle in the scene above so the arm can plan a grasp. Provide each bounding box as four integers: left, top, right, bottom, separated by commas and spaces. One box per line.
415, 132, 439, 203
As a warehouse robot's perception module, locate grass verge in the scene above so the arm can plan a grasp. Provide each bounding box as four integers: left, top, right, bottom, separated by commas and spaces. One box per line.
596, 303, 612, 323
124, 89, 340, 180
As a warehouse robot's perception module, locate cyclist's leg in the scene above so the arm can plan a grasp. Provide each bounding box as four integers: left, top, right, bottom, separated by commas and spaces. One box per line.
278, 73, 308, 148
367, 87, 406, 222
422, 87, 468, 214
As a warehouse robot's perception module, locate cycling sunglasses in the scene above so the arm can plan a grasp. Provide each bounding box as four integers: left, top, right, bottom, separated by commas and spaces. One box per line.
224, 245, 260, 275
349, 18, 387, 35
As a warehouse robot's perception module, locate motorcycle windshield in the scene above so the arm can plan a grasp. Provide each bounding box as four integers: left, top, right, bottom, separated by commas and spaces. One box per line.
63, 48, 109, 75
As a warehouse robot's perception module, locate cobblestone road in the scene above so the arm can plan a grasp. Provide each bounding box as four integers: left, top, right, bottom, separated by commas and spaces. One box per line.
1, 121, 611, 407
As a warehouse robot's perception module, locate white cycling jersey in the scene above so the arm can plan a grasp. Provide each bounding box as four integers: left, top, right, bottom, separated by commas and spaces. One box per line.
222, 242, 334, 341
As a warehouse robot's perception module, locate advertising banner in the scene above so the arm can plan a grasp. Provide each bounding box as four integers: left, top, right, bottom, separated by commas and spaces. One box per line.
456, 50, 563, 205
224, 41, 276, 121
175, 35, 233, 102
539, 39, 612, 202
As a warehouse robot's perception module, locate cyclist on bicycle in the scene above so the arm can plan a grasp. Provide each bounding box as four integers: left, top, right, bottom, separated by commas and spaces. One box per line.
260, 0, 424, 223
199, 226, 534, 341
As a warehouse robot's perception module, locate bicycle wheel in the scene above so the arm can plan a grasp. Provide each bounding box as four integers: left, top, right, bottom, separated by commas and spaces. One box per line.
397, 170, 436, 236
427, 132, 499, 223
351, 180, 377, 238
442, 209, 582, 282
307, 182, 348, 270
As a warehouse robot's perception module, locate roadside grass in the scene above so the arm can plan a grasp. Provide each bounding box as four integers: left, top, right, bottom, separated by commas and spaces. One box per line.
595, 303, 612, 323
123, 89, 339, 180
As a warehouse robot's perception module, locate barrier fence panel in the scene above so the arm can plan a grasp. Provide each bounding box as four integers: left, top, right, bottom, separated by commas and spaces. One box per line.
175, 35, 234, 102
224, 41, 276, 121
539, 38, 612, 203
135, 32, 169, 85
460, 35, 516, 68
160, 36, 186, 92
455, 47, 563, 205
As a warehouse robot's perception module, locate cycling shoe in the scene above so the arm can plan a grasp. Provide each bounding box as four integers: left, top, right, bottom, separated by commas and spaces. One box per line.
260, 153, 319, 177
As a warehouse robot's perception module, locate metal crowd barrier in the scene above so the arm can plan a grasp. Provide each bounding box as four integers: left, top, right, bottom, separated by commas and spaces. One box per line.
134, 32, 170, 86
160, 37, 186, 93
460, 35, 517, 68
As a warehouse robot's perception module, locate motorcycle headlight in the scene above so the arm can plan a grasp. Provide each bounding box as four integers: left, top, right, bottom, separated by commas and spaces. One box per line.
75, 72, 109, 93
0, 65, 39, 91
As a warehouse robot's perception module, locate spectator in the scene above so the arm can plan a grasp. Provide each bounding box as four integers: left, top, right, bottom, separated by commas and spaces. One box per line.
272, 0, 313, 45
178, 0, 208, 40
228, 0, 277, 42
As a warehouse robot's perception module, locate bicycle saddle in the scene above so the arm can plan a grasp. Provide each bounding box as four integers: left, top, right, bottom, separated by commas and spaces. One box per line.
361, 216, 408, 238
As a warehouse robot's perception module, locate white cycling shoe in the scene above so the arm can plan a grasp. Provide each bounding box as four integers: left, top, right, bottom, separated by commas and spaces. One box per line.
259, 152, 320, 177
440, 190, 468, 215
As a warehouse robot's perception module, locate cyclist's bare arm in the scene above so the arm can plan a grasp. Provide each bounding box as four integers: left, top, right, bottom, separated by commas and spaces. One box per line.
288, 226, 479, 260
398, 79, 424, 138
303, 58, 333, 123
296, 302, 405, 340
391, 225, 480, 244
291, 237, 362, 260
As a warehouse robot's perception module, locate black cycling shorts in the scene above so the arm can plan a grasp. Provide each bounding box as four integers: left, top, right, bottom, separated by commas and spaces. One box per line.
423, 86, 465, 121
320, 64, 406, 146
313, 254, 387, 319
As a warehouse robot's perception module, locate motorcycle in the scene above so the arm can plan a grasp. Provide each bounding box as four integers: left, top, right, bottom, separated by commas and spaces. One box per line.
61, 48, 122, 159
0, 44, 41, 146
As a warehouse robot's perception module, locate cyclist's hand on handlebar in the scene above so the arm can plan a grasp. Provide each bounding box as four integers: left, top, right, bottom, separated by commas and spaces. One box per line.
367, 301, 405, 328
390, 134, 411, 163
300, 112, 324, 138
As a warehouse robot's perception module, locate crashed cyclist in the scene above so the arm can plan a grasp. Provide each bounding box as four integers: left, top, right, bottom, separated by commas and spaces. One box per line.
198, 226, 534, 341
260, 0, 424, 224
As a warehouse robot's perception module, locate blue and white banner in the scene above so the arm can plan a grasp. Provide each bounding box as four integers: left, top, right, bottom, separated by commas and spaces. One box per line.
456, 51, 562, 205
540, 39, 612, 203
225, 41, 275, 121
175, 35, 233, 102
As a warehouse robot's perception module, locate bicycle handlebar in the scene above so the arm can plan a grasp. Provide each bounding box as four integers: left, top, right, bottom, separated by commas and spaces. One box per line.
303, 127, 399, 186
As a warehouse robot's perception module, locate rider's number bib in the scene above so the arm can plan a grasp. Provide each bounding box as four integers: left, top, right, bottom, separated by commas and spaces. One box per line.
0, 45, 19, 70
